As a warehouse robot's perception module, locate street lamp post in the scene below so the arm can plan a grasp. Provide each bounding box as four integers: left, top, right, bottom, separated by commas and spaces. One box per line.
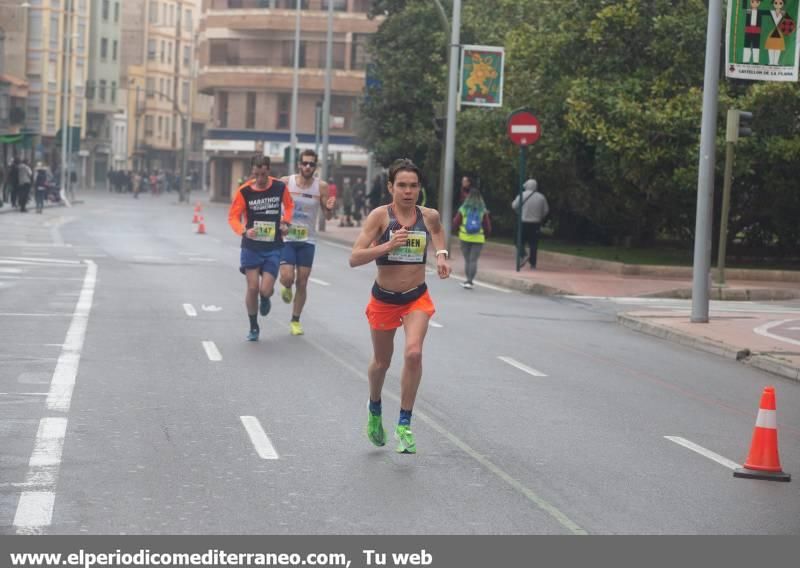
441, 0, 462, 242
288, 0, 301, 175
59, 0, 74, 206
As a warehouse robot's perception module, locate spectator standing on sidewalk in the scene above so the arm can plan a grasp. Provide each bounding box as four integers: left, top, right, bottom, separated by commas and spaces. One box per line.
34, 163, 48, 214
511, 179, 549, 269
453, 187, 491, 289
16, 159, 33, 213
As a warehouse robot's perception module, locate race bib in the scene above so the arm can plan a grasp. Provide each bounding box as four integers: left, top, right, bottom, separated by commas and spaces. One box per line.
388, 230, 427, 262
286, 223, 309, 242
252, 221, 277, 242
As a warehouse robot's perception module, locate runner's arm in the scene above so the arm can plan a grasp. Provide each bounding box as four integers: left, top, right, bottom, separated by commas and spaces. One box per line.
319, 180, 335, 220
228, 191, 247, 236
281, 188, 295, 224
349, 208, 393, 267
424, 208, 451, 279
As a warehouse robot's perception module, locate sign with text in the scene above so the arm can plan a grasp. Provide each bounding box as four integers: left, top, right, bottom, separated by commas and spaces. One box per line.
726, 0, 800, 81
460, 45, 505, 107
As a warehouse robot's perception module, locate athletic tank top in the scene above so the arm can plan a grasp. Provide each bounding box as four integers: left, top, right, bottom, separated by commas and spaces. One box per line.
285, 174, 320, 244
376, 206, 429, 266
240, 179, 288, 252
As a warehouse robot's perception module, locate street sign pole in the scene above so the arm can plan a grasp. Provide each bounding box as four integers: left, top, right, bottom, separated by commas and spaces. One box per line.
516, 145, 527, 272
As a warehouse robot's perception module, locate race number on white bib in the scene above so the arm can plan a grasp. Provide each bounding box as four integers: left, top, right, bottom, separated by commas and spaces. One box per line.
388, 230, 427, 262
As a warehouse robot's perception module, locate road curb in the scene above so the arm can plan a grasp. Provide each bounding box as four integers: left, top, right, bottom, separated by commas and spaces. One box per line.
617, 313, 800, 383
640, 287, 800, 301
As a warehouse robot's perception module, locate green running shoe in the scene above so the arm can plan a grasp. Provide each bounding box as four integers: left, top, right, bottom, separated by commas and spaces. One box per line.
366, 412, 386, 447
394, 424, 416, 454
281, 286, 293, 304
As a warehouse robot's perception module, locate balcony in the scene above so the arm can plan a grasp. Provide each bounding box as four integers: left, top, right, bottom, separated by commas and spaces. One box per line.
203, 3, 380, 35
197, 66, 366, 95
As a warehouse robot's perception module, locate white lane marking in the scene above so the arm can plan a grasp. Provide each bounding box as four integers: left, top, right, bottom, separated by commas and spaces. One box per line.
664, 436, 740, 470
78, 253, 108, 258
133, 256, 169, 262
0, 392, 48, 396
46, 260, 97, 413
788, 327, 800, 331
0, 257, 81, 265
13, 493, 55, 534
0, 313, 72, 317
304, 339, 585, 535
14, 417, 68, 533
451, 274, 512, 293
201, 305, 222, 312
188, 257, 216, 262
429, 320, 443, 328
183, 304, 197, 317
178, 252, 202, 256
754, 319, 800, 348
0, 243, 73, 248
498, 356, 548, 377
202, 341, 222, 361
309, 277, 330, 287
0, 260, 80, 267
240, 416, 279, 460
0, 276, 84, 281
0, 268, 24, 274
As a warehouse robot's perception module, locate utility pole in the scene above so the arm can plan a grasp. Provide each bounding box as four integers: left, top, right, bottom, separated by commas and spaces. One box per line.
288, 0, 301, 175
59, 0, 73, 207
441, 0, 462, 242
690, 0, 722, 323
319, 0, 334, 232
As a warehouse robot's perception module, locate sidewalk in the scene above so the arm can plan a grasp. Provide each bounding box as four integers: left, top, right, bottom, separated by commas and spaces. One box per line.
318, 221, 800, 382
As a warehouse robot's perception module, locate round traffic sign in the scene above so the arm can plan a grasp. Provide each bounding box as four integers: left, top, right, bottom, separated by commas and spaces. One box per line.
507, 110, 541, 146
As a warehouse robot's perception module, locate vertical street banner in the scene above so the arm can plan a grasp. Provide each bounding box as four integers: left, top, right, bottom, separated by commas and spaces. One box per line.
726, 0, 800, 81
460, 45, 505, 107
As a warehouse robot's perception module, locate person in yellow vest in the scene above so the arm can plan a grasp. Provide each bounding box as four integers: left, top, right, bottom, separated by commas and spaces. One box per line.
452, 187, 491, 289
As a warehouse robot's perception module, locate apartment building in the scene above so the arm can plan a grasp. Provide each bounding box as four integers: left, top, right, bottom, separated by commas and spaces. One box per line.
86, 0, 123, 187
0, 2, 31, 161
198, 0, 377, 201
24, 0, 91, 171
122, 0, 209, 176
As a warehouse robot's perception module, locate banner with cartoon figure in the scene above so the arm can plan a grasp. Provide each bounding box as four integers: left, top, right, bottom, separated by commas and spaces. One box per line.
460, 45, 505, 107
727, 0, 799, 81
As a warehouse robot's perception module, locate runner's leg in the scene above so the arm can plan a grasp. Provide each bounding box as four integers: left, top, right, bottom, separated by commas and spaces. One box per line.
293, 266, 311, 318
399, 310, 430, 411
369, 328, 396, 402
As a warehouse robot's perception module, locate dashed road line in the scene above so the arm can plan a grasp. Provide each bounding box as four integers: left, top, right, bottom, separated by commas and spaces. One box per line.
664, 436, 740, 470
202, 341, 222, 361
183, 304, 198, 317
240, 416, 279, 460
498, 356, 548, 377
309, 277, 330, 287
429, 320, 443, 328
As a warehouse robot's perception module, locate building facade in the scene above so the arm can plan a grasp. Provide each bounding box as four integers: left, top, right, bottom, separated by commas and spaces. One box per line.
122, 0, 209, 178
198, 0, 377, 201
0, 2, 31, 162
86, 0, 123, 188
24, 0, 91, 173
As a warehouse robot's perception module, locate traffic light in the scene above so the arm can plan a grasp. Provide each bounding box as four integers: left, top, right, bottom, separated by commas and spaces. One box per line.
726, 109, 753, 143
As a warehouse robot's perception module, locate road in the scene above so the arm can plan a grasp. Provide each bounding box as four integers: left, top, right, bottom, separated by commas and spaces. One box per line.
1, 192, 798, 535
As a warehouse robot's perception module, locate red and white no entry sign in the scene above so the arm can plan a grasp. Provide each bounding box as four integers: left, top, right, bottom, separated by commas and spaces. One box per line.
507, 110, 541, 146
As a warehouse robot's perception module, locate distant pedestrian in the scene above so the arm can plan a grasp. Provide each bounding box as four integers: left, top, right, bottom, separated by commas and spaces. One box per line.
511, 179, 549, 269
453, 187, 491, 288
34, 163, 49, 214
16, 159, 33, 213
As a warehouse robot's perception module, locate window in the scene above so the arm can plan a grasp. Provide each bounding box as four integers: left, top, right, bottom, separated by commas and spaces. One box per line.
146, 77, 155, 98
99, 80, 107, 102
26, 94, 41, 130
217, 92, 228, 128
159, 78, 165, 99
112, 40, 118, 61
114, 2, 120, 23
182, 81, 190, 106
46, 95, 56, 131
102, 0, 110, 21
147, 39, 156, 60
158, 116, 163, 137
49, 15, 59, 50
351, 34, 369, 70
160, 40, 165, 63
111, 82, 117, 104
277, 93, 290, 129
246, 92, 256, 129
48, 54, 57, 91
183, 46, 190, 67
100, 38, 108, 60
27, 10, 42, 49
321, 0, 346, 11
169, 4, 174, 27
145, 115, 154, 136
184, 9, 192, 32
168, 41, 173, 64
149, 1, 158, 24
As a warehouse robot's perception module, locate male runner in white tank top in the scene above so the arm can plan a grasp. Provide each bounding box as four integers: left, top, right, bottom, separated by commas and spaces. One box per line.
278, 149, 336, 335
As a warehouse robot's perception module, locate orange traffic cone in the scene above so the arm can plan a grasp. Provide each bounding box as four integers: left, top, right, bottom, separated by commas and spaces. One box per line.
192, 203, 202, 223
733, 386, 791, 482
196, 216, 206, 235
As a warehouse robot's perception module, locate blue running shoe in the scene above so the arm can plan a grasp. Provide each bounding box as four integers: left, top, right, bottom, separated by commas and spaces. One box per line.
246, 328, 260, 341
259, 296, 271, 317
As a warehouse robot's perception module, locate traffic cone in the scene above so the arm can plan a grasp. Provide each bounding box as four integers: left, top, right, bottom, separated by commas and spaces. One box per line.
733, 386, 791, 482
192, 203, 202, 223
196, 216, 206, 235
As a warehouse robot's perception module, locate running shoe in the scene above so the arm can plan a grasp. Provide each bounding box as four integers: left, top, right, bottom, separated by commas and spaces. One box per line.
246, 328, 260, 342
281, 286, 293, 304
259, 295, 271, 316
289, 321, 304, 336
394, 424, 416, 454
462, 282, 474, 289
367, 411, 386, 447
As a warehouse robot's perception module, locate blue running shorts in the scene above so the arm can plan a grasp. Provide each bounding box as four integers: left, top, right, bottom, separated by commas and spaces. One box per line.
240, 248, 281, 277
280, 242, 316, 268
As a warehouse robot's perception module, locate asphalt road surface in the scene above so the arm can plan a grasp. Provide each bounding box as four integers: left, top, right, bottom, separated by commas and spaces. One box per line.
1, 192, 798, 535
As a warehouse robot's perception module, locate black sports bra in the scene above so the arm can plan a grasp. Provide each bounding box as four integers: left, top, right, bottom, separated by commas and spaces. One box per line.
375, 206, 429, 266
